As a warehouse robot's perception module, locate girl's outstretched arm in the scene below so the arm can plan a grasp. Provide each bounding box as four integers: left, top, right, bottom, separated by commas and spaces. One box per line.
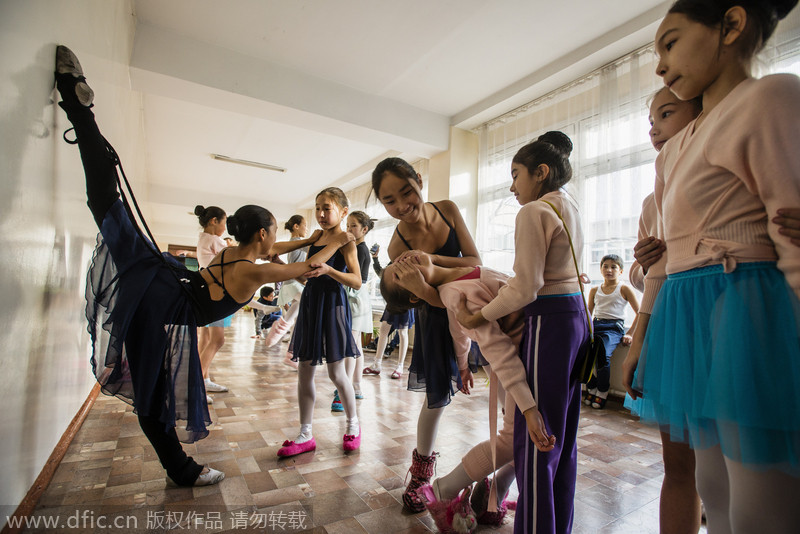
269, 230, 322, 256
252, 232, 353, 285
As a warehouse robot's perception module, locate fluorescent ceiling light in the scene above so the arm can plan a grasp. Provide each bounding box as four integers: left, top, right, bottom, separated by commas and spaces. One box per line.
211, 154, 286, 173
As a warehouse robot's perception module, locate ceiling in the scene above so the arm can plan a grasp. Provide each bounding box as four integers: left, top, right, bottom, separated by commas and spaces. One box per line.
130, 0, 670, 244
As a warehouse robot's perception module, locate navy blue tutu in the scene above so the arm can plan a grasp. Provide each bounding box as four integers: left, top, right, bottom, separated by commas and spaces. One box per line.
380, 308, 415, 329
407, 303, 461, 408
87, 200, 212, 443
636, 262, 800, 472
289, 247, 358, 365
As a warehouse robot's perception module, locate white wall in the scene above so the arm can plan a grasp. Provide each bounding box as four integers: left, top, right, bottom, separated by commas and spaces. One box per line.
0, 0, 143, 517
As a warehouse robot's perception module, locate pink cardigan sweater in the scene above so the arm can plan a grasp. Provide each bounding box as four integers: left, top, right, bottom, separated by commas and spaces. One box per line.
481, 190, 583, 322
645, 74, 800, 301
439, 267, 534, 413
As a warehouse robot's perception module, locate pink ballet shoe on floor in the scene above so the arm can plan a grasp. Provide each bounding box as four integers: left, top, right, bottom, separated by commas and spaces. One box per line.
282, 356, 298, 370
277, 438, 316, 457
343, 427, 361, 452
417, 484, 477, 533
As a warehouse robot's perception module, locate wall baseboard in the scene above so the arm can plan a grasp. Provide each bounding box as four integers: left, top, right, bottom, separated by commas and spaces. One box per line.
1, 382, 101, 534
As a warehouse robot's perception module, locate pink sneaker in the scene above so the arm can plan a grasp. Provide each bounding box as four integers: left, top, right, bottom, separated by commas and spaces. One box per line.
418, 484, 477, 534
343, 427, 361, 452
277, 438, 316, 457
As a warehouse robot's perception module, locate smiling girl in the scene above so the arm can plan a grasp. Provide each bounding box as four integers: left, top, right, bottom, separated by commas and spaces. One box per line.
371, 157, 481, 512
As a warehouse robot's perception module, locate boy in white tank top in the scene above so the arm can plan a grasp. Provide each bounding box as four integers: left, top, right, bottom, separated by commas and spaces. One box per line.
585, 254, 639, 408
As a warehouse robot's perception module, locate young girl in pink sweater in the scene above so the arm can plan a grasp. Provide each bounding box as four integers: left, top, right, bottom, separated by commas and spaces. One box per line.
626, 1, 800, 531
456, 131, 588, 534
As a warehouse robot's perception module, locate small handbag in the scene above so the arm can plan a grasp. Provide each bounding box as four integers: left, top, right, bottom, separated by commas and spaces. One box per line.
540, 200, 598, 384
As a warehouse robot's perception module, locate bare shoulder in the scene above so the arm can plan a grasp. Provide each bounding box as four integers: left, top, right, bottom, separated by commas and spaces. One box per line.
434, 199, 460, 221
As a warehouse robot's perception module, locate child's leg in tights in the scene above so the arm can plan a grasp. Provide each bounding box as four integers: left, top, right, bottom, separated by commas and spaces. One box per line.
327, 359, 359, 435
436, 386, 516, 502
659, 431, 701, 534
281, 301, 301, 367
697, 441, 800, 533
417, 398, 445, 456
694, 444, 730, 533
345, 330, 363, 394
372, 321, 392, 371
294, 361, 317, 443
725, 455, 800, 533
394, 327, 409, 374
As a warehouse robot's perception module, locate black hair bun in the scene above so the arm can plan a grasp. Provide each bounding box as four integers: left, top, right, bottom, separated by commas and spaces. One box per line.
538, 131, 573, 158
194, 205, 205, 216
772, 0, 798, 19
226, 215, 240, 239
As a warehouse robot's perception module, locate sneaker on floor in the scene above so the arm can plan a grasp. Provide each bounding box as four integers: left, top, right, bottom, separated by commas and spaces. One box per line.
354, 391, 364, 400
591, 390, 608, 409
206, 395, 213, 405
331, 391, 344, 412
195, 466, 225, 486
204, 378, 228, 392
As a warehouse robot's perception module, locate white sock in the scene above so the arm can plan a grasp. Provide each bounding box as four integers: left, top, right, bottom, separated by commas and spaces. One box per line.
435, 464, 472, 501
346, 416, 359, 436
295, 424, 313, 444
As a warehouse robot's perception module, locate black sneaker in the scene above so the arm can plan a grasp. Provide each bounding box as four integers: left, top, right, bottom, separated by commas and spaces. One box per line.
55, 45, 94, 107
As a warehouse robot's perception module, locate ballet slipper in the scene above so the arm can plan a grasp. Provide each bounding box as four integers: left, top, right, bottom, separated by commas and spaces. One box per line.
277, 438, 316, 457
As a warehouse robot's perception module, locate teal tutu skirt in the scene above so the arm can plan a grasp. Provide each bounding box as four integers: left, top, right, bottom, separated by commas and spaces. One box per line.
636, 262, 800, 472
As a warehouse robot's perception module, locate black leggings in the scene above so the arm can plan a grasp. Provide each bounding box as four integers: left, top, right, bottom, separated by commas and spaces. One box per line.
56, 84, 119, 226
59, 81, 202, 486
138, 414, 203, 486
